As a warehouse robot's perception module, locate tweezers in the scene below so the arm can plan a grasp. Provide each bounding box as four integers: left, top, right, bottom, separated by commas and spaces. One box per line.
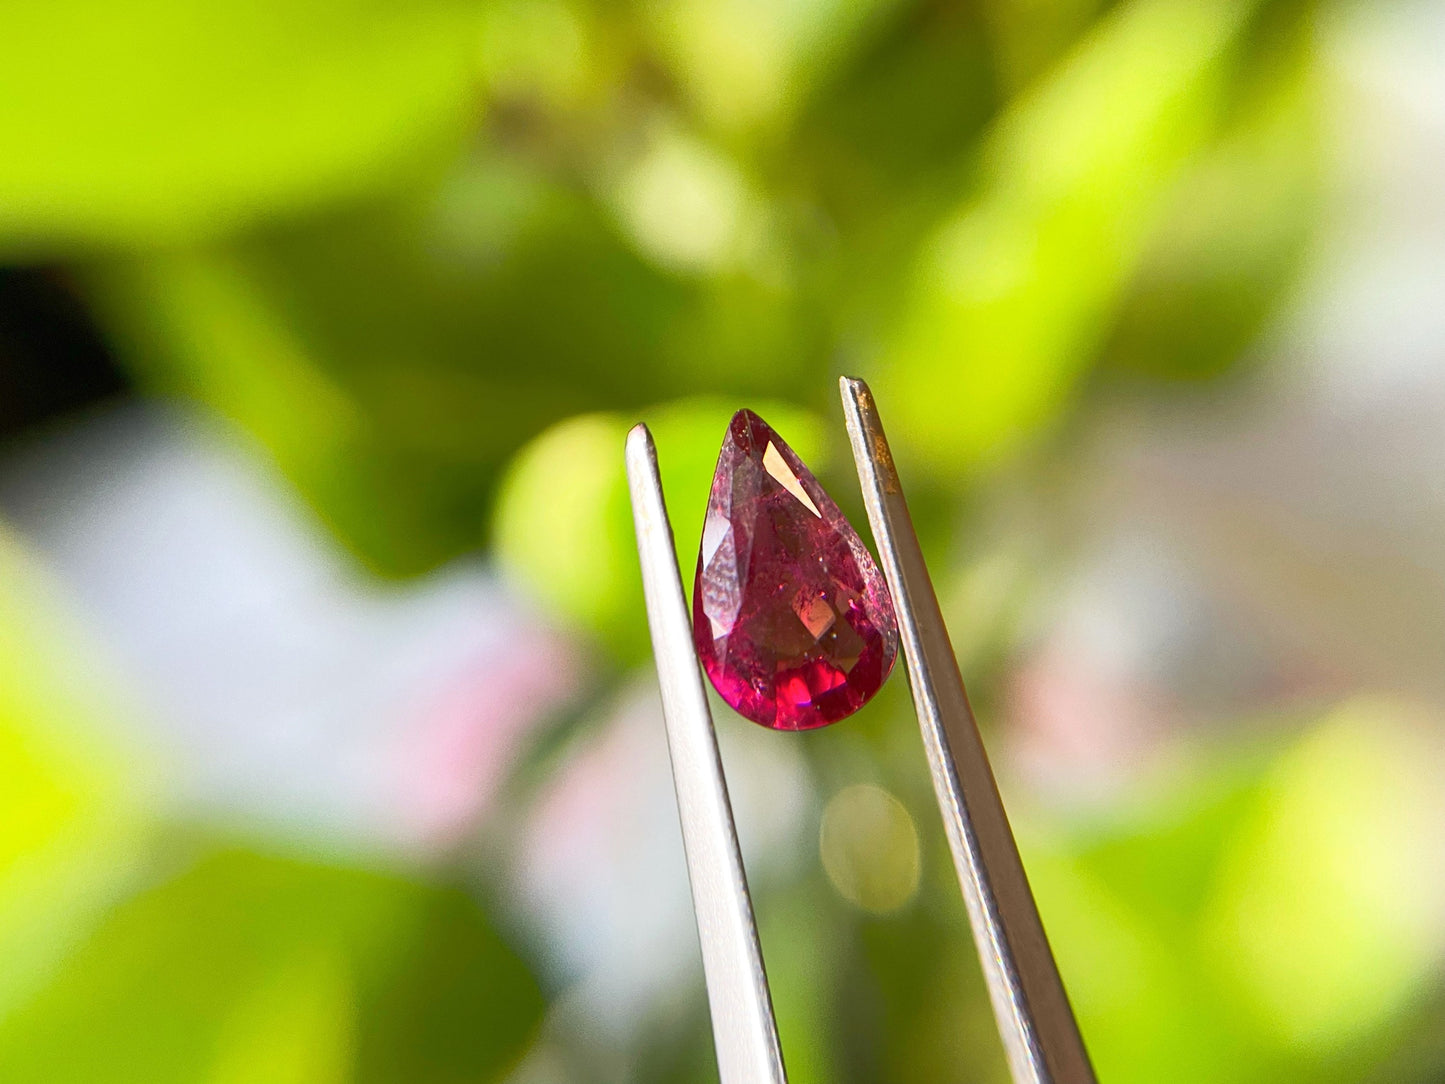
624, 376, 1096, 1084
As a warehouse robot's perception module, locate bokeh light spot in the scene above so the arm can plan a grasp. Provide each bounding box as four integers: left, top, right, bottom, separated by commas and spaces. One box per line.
819, 783, 921, 915
614, 129, 755, 273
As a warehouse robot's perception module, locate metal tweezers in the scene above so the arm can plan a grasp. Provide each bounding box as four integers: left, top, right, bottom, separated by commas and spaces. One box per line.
625, 376, 1096, 1084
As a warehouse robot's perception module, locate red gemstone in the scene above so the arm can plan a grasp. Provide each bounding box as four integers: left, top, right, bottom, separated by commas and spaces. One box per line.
692, 410, 898, 730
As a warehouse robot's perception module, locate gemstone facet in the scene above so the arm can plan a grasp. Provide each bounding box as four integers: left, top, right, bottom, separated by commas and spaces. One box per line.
692, 410, 898, 730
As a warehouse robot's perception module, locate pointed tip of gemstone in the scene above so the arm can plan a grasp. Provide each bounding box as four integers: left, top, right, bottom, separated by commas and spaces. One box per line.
727, 408, 768, 444
692, 409, 898, 731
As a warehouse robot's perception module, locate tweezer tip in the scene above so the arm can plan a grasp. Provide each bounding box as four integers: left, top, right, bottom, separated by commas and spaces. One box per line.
626, 421, 655, 460
838, 375, 878, 415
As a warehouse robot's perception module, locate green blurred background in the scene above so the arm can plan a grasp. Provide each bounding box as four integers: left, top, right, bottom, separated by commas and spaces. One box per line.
3, 0, 1445, 1080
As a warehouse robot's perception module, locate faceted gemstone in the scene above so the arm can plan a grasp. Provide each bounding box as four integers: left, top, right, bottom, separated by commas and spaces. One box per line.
692, 409, 898, 730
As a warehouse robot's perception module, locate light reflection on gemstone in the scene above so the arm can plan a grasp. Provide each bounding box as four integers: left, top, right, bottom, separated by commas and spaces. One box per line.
793, 591, 837, 641
762, 441, 821, 517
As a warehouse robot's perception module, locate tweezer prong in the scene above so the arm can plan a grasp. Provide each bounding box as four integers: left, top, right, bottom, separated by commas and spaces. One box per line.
840, 377, 1096, 1084
625, 424, 789, 1084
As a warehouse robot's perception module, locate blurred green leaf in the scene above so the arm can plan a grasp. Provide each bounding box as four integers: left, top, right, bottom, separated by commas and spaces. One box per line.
788, 2, 994, 236
874, 0, 1271, 473
494, 411, 635, 653
83, 167, 702, 575
0, 527, 154, 1022
756, 884, 845, 1084
1101, 14, 1321, 384
647, 0, 906, 134
980, 0, 1110, 93
86, 249, 364, 527
1021, 747, 1284, 1084
0, 846, 543, 1084
476, 0, 597, 109
357, 882, 549, 1084
1204, 702, 1445, 1058
0, 0, 484, 254
1021, 702, 1445, 1084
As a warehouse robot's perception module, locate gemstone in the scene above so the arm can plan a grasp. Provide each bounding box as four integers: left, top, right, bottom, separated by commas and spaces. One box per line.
692, 409, 898, 730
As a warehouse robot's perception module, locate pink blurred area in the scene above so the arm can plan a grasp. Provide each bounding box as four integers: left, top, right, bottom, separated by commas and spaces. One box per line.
0, 402, 586, 856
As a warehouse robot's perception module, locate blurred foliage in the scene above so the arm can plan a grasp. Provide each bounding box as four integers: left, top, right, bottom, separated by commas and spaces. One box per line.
0, 0, 481, 252
879, 0, 1301, 470
0, 527, 543, 1084
0, 528, 154, 1021
16, 0, 1314, 589
0, 846, 543, 1084
1023, 701, 1445, 1084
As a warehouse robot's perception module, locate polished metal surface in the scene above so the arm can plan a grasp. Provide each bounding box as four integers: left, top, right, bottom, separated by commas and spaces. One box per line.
840, 377, 1096, 1084
624, 423, 789, 1084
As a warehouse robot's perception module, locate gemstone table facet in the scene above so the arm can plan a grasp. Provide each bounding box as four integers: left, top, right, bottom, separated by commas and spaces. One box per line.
692, 410, 898, 730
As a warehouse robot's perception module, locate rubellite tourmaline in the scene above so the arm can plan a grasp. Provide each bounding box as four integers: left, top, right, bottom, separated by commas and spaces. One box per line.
692, 409, 898, 730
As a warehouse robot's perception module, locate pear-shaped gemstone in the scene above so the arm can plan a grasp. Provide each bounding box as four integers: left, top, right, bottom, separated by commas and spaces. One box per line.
692, 410, 898, 730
